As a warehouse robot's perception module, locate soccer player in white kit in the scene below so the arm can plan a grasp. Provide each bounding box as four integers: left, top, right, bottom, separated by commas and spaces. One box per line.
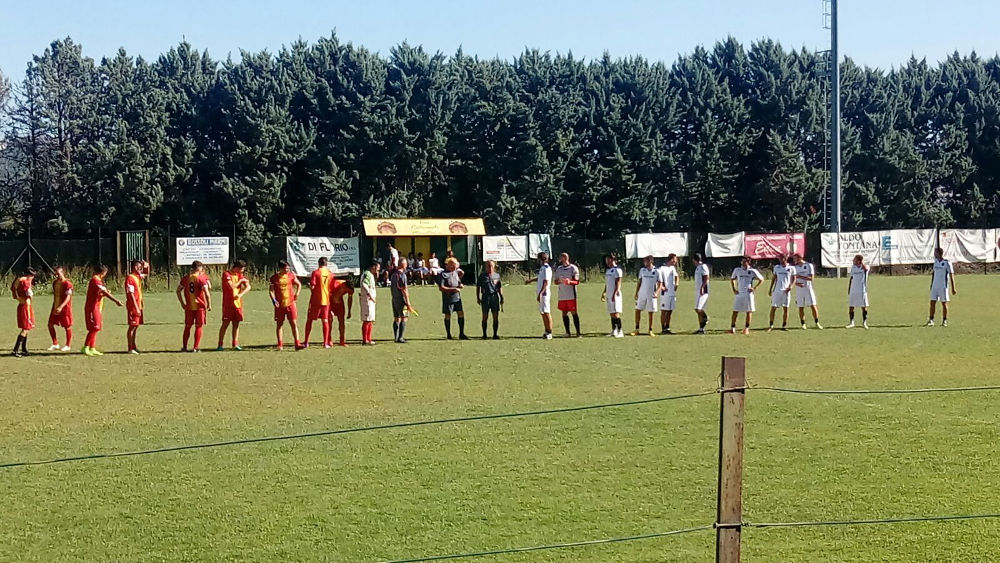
767, 254, 794, 331
601, 254, 625, 337
792, 254, 823, 329
632, 255, 662, 336
657, 253, 680, 334
692, 252, 710, 334
926, 247, 956, 327
730, 256, 764, 335
553, 252, 582, 337
524, 252, 554, 339
846, 254, 870, 329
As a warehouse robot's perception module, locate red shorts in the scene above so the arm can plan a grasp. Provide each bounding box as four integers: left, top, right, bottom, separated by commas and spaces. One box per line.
49, 310, 72, 328
184, 309, 207, 327
274, 304, 297, 323
308, 304, 330, 321
127, 309, 144, 327
16, 304, 35, 331
222, 307, 244, 323
558, 299, 578, 313
85, 308, 102, 332
332, 304, 346, 319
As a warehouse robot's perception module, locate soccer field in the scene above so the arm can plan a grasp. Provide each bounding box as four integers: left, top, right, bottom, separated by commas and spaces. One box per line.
2, 275, 998, 562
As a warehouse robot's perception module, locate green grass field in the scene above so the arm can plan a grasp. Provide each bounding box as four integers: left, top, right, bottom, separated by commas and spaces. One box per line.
2, 275, 998, 562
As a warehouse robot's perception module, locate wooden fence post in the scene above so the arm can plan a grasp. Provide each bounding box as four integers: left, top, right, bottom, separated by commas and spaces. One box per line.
716, 356, 747, 563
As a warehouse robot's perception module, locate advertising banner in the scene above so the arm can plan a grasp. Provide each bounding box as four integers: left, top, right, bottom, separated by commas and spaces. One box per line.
820, 231, 882, 268
625, 233, 689, 259
744, 233, 806, 260
286, 236, 361, 275
939, 229, 997, 263
527, 234, 552, 257
483, 236, 529, 262
705, 232, 745, 258
881, 229, 937, 265
176, 237, 230, 266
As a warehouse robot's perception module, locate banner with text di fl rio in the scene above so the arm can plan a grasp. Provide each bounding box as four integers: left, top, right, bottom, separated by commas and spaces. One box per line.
744, 233, 806, 260
286, 236, 361, 275
176, 237, 230, 266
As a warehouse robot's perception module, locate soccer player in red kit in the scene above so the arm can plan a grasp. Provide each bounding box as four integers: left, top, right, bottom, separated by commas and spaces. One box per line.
304, 257, 334, 348
329, 276, 355, 347
217, 260, 251, 351
10, 267, 36, 357
124, 260, 146, 354
269, 260, 303, 350
47, 266, 74, 351
176, 260, 212, 352
83, 265, 123, 356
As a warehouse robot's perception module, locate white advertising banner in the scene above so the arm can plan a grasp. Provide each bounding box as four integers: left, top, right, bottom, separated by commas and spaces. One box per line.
176, 237, 230, 266
527, 234, 552, 257
939, 229, 997, 263
625, 233, 689, 259
483, 236, 529, 262
286, 236, 361, 275
483, 234, 552, 261
881, 229, 937, 265
820, 231, 883, 268
705, 232, 745, 258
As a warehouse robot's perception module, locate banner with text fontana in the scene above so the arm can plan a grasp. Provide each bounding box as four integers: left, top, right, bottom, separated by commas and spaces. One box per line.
821, 230, 938, 268
176, 237, 230, 266
286, 236, 361, 275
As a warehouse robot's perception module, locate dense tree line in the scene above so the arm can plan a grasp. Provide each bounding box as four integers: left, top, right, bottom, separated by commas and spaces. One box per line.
1, 34, 999, 250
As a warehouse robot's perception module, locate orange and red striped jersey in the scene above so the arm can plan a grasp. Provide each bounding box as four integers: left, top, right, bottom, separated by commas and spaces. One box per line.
309, 267, 333, 307
180, 273, 210, 311
51, 278, 73, 312
85, 275, 109, 311
11, 277, 32, 305
221, 270, 246, 310
270, 272, 297, 307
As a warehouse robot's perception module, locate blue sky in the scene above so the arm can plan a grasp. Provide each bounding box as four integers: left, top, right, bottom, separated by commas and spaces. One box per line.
2, 0, 998, 82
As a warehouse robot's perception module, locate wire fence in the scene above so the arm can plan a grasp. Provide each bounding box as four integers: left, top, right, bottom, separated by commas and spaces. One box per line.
4, 378, 1000, 561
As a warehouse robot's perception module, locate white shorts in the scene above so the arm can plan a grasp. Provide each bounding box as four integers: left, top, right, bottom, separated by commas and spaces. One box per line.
360, 298, 376, 322
695, 293, 709, 311
538, 294, 552, 314
795, 287, 817, 308
659, 294, 677, 311
849, 292, 869, 308
930, 287, 950, 303
771, 290, 791, 308
733, 293, 756, 313
636, 295, 658, 313
606, 294, 623, 315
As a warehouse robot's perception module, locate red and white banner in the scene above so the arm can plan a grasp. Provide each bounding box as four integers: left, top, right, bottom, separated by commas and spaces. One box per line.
744, 233, 806, 259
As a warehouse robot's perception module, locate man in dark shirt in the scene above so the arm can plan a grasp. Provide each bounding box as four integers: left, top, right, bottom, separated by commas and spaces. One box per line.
438, 258, 468, 340
390, 258, 412, 343
476, 259, 503, 340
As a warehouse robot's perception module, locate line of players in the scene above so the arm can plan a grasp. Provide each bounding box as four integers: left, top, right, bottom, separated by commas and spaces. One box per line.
7, 247, 959, 356
525, 247, 957, 338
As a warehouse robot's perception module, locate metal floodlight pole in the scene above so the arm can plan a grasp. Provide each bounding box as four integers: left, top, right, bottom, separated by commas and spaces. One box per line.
830, 0, 842, 235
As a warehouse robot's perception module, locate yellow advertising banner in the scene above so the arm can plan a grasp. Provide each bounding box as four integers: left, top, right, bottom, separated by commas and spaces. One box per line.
363, 218, 486, 237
